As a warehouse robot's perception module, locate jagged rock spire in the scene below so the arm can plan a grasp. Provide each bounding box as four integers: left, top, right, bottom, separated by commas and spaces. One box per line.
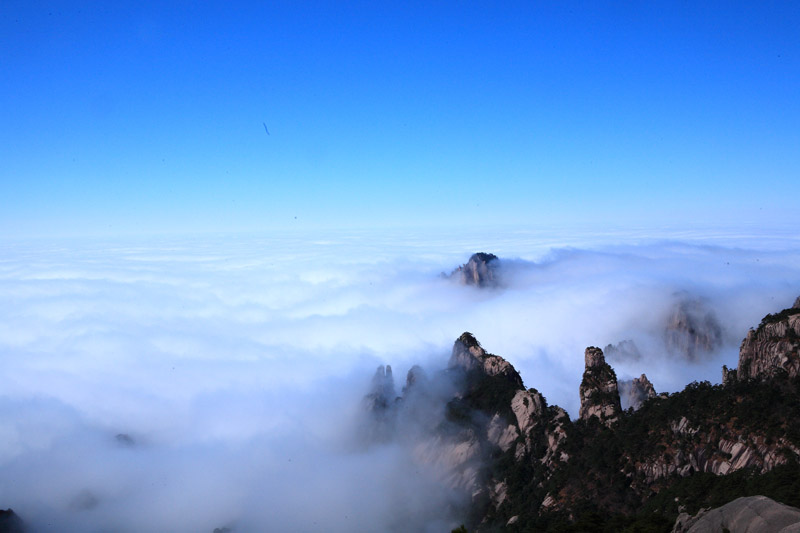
364, 365, 396, 414
579, 347, 622, 426
620, 374, 656, 411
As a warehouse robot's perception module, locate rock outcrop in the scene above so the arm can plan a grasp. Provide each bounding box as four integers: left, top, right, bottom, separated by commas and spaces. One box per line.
450, 253, 500, 288
363, 332, 572, 521
732, 301, 800, 382
579, 347, 622, 425
634, 422, 800, 485
365, 365, 396, 410
449, 332, 523, 390
672, 495, 800, 533
619, 373, 657, 411
664, 297, 723, 360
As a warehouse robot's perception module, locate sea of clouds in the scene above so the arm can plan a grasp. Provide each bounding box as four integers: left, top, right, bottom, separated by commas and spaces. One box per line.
1, 227, 799, 532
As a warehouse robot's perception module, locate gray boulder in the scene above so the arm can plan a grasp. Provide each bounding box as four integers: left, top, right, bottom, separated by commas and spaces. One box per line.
673, 495, 800, 533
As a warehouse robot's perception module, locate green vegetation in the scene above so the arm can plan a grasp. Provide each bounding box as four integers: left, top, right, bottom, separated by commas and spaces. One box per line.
641, 460, 800, 518
474, 374, 800, 532
756, 307, 800, 334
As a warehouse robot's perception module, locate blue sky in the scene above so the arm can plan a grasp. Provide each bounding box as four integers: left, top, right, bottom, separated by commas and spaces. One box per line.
2, 1, 798, 237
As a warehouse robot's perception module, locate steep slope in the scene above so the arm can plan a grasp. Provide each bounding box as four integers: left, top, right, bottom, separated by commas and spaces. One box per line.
726, 300, 800, 382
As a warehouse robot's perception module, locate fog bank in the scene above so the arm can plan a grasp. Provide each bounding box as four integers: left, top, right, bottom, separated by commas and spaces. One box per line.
1, 228, 799, 531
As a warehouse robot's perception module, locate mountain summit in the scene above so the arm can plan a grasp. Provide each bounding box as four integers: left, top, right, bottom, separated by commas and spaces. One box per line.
450, 253, 500, 288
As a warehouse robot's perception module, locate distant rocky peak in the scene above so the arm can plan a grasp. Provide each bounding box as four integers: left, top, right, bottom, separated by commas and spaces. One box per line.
470, 252, 498, 264
664, 296, 723, 360
365, 365, 397, 414
794, 295, 800, 309
633, 373, 655, 395
604, 339, 642, 362
362, 365, 400, 443
619, 373, 657, 411
579, 347, 622, 426
372, 364, 395, 396
450, 252, 500, 288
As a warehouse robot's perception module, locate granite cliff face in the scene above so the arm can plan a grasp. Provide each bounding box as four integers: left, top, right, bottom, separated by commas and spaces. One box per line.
726, 298, 800, 383
630, 408, 800, 487
450, 253, 500, 288
672, 495, 800, 533
449, 332, 523, 389
578, 347, 622, 425
624, 300, 800, 490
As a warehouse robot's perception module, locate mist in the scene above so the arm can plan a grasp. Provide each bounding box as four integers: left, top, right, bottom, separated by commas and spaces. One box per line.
2, 228, 799, 532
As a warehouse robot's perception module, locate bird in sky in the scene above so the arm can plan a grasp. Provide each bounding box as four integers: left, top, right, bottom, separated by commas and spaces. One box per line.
263, 122, 270, 135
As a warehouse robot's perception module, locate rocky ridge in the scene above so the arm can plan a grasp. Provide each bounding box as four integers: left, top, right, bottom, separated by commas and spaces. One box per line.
360, 294, 800, 531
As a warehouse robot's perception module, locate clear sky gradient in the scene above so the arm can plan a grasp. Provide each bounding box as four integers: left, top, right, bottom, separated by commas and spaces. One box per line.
2, 1, 798, 237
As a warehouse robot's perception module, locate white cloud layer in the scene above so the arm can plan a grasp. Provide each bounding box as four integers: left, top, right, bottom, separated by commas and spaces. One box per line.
1, 228, 799, 531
